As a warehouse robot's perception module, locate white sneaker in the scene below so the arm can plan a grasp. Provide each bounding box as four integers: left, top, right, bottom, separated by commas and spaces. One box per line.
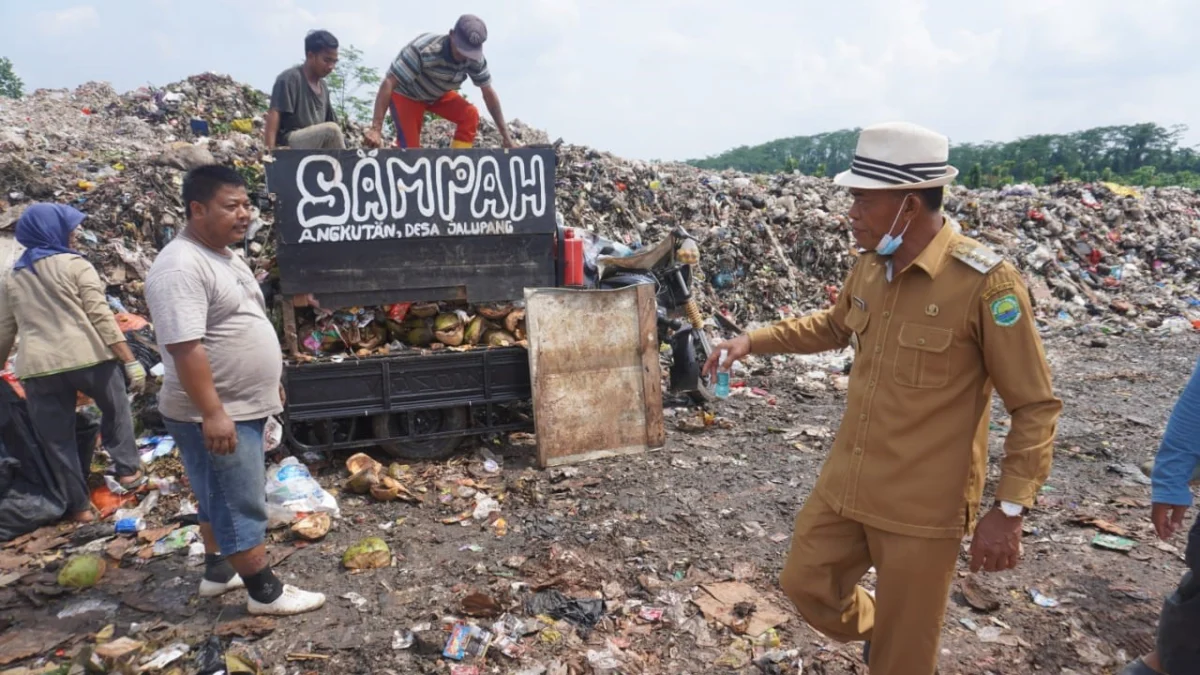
199, 574, 245, 598
247, 584, 326, 616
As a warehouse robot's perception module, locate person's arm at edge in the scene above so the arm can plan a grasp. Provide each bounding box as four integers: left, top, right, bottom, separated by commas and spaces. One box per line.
0, 279, 17, 367
366, 73, 399, 147
264, 109, 281, 152
479, 85, 514, 148
1151, 358, 1200, 507
747, 260, 859, 355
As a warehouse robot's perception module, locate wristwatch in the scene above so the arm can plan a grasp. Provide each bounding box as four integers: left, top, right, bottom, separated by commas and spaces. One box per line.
998, 501, 1026, 518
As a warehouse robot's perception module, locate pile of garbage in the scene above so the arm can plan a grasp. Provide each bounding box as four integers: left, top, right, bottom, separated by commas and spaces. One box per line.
457, 111, 1200, 332
2, 73, 1199, 340
294, 301, 527, 361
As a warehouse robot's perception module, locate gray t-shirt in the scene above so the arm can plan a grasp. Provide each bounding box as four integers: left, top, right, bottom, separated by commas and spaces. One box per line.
145, 237, 282, 423
269, 65, 336, 146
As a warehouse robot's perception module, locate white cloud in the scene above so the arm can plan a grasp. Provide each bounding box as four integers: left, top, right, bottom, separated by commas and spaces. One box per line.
4, 0, 1199, 160
35, 5, 100, 37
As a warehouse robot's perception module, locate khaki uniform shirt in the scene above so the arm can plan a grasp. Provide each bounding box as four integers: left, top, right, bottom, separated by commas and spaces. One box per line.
749, 220, 1061, 538
0, 255, 126, 379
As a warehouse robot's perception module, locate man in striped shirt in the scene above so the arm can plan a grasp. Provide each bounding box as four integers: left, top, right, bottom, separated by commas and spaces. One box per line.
364, 15, 516, 150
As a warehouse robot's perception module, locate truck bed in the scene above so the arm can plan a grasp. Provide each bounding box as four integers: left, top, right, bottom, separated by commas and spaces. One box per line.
283, 346, 531, 422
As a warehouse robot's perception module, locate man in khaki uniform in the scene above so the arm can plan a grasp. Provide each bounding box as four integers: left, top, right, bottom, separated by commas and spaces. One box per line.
706, 122, 1062, 674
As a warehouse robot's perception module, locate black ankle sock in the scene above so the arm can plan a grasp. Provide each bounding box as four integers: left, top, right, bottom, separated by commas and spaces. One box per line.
243, 566, 284, 604
203, 554, 236, 584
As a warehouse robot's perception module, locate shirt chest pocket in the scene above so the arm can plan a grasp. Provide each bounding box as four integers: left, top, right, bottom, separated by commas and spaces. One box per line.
893, 322, 954, 389
844, 307, 869, 361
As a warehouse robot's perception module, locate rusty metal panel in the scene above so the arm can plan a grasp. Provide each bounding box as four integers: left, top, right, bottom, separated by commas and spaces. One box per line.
525, 285, 664, 468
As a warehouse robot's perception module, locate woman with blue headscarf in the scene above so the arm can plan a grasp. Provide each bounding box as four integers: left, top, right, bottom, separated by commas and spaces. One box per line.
0, 203, 147, 523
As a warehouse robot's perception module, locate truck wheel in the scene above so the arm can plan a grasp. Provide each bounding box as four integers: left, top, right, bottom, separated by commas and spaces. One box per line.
371, 407, 470, 461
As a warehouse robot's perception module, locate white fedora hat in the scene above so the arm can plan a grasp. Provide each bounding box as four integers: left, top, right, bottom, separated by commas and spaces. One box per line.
833, 122, 959, 190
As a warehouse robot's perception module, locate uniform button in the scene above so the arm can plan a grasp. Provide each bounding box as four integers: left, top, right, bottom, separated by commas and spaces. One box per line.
869, 380, 877, 387
853, 447, 863, 455
874, 345, 882, 354
917, 338, 927, 345
883, 311, 891, 318
859, 413, 867, 421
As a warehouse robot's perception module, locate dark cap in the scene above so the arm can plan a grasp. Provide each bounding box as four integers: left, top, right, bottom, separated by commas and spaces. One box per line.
451, 14, 487, 62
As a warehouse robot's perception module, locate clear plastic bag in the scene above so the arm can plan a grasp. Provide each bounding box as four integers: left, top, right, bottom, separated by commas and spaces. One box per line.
264, 457, 339, 519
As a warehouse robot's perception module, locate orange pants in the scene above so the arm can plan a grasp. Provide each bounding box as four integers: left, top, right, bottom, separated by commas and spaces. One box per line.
389, 90, 479, 149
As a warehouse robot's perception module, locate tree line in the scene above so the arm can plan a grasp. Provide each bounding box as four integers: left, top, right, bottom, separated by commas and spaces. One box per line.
689, 123, 1200, 189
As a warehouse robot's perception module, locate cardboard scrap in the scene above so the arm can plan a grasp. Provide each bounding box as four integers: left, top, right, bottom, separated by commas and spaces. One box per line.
105, 537, 136, 561
216, 616, 278, 639
0, 551, 32, 571
138, 524, 180, 544
0, 628, 73, 666
692, 582, 789, 638
94, 636, 145, 660
1069, 516, 1128, 537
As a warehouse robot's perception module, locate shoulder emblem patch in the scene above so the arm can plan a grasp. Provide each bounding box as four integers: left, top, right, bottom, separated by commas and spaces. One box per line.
989, 294, 1022, 327
951, 242, 1002, 274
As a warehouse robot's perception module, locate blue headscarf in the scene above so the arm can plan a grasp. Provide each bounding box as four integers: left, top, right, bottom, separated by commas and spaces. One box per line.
13, 203, 86, 274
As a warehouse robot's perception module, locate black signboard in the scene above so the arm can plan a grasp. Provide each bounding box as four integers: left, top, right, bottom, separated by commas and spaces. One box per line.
266, 148, 559, 305
267, 147, 557, 246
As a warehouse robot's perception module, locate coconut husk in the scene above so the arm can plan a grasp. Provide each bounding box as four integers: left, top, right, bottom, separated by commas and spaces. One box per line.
291, 512, 332, 541
346, 468, 380, 495
434, 312, 463, 332
477, 303, 512, 320
370, 484, 400, 502
503, 308, 526, 334
409, 302, 439, 318
386, 463, 409, 481
405, 324, 435, 347
343, 537, 392, 570
346, 453, 382, 475
354, 323, 387, 351
485, 330, 518, 347
435, 326, 465, 346
464, 316, 487, 345
58, 554, 107, 589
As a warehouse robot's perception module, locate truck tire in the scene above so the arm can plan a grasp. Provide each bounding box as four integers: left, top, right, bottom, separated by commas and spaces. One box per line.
688, 329, 719, 405
371, 407, 470, 461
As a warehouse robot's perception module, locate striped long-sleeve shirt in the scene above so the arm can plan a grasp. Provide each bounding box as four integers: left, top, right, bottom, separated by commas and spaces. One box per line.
389, 33, 492, 103
1152, 357, 1200, 506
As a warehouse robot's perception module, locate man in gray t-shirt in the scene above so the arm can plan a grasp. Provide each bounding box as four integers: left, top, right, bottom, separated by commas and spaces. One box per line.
264, 30, 345, 151
145, 165, 325, 617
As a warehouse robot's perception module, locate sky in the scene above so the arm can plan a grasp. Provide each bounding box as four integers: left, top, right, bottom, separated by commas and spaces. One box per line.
1, 0, 1197, 161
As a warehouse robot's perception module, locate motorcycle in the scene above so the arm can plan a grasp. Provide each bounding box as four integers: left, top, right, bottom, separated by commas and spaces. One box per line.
593, 226, 718, 404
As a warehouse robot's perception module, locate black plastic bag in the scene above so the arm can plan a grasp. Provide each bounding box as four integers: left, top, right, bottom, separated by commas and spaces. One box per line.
525, 590, 605, 632
193, 635, 225, 675
0, 381, 99, 541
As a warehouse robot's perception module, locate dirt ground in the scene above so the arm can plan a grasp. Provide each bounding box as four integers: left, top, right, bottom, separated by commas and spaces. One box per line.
2, 331, 1197, 675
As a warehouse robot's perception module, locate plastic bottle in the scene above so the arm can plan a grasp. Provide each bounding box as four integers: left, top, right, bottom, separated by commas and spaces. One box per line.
715, 349, 731, 399
114, 517, 145, 534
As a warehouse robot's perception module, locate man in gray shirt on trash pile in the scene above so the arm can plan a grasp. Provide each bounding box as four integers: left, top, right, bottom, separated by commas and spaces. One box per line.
145, 165, 325, 616
264, 30, 345, 152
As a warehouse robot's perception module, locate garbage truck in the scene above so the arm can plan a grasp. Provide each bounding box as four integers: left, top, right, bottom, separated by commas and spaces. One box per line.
265, 147, 712, 461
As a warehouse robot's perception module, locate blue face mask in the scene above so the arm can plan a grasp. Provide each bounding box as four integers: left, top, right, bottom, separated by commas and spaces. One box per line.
875, 195, 913, 256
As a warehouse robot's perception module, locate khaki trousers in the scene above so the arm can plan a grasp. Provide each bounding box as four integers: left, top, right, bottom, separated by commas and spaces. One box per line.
284, 122, 346, 150
780, 494, 960, 675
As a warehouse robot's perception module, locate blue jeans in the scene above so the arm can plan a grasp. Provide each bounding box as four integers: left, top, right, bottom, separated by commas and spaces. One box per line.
164, 417, 267, 555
